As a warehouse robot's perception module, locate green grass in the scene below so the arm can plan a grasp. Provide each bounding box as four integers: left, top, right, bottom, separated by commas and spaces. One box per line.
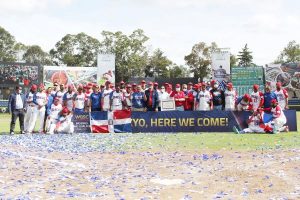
1, 112, 299, 151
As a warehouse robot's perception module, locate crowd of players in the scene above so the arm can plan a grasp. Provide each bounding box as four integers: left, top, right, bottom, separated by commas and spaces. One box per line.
11, 79, 289, 134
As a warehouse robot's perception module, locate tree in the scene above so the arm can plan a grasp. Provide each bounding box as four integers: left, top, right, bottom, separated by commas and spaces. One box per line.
147, 49, 172, 77
0, 26, 17, 62
237, 44, 253, 67
169, 64, 189, 78
23, 45, 53, 65
230, 54, 237, 67
275, 40, 300, 63
184, 42, 218, 82
50, 32, 101, 66
100, 29, 149, 82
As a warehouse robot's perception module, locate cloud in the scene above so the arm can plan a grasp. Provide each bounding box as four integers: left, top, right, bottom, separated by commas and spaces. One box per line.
0, 0, 73, 14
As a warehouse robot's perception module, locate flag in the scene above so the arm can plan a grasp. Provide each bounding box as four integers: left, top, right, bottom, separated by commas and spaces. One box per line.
90, 111, 110, 133
113, 110, 132, 133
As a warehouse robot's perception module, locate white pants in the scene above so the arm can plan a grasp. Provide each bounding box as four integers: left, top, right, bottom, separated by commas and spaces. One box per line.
46, 117, 57, 133
28, 107, 45, 133
243, 126, 265, 133
24, 106, 37, 132
273, 117, 287, 133
48, 121, 74, 134
112, 105, 122, 111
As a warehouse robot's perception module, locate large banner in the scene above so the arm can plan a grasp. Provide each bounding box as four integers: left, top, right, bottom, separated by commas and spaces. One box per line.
43, 66, 97, 88
212, 51, 230, 83
266, 63, 300, 106
72, 110, 297, 133
0, 62, 40, 86
97, 54, 115, 85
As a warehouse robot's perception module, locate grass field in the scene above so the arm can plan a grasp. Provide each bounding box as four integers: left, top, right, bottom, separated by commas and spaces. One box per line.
0, 113, 299, 199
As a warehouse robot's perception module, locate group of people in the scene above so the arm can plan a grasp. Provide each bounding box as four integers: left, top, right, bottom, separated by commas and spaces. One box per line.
8, 79, 289, 135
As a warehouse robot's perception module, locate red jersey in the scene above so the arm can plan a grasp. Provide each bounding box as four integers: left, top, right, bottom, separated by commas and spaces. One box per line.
171, 91, 185, 107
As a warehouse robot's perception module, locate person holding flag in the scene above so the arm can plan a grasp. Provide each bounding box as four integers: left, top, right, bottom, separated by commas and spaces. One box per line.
102, 81, 113, 111
90, 84, 102, 112
110, 84, 124, 111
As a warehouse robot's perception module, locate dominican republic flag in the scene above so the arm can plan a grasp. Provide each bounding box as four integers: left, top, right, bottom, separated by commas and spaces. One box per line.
90, 111, 132, 133
113, 110, 132, 133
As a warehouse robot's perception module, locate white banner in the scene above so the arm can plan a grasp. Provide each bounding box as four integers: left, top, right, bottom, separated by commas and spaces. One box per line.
97, 54, 115, 85
212, 51, 230, 82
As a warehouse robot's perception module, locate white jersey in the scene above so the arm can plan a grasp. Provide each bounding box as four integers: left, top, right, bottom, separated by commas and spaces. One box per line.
198, 90, 211, 111
224, 89, 237, 110
55, 91, 65, 104
35, 92, 47, 107
250, 91, 264, 111
26, 92, 35, 107
64, 92, 74, 111
271, 105, 286, 121
110, 91, 123, 110
102, 89, 113, 110
124, 92, 132, 107
274, 89, 288, 109
49, 103, 62, 119
74, 93, 86, 109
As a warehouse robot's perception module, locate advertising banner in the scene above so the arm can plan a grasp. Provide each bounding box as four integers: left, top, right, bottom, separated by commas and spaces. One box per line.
266, 63, 300, 106
72, 112, 91, 133
0, 62, 40, 86
43, 66, 97, 88
212, 51, 230, 83
97, 54, 115, 85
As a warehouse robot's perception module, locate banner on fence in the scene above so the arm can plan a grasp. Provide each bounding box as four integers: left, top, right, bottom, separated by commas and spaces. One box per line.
212, 51, 230, 83
72, 110, 297, 133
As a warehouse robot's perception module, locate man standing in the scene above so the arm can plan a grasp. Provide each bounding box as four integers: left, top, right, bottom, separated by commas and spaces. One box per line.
55, 83, 65, 104
263, 85, 278, 112
131, 85, 146, 111
170, 84, 185, 111
224, 83, 237, 111
110, 85, 124, 111
24, 84, 37, 133
198, 83, 213, 111
123, 84, 132, 110
250, 84, 264, 111
144, 82, 159, 111
90, 85, 102, 112
274, 82, 289, 110
8, 86, 26, 134
29, 84, 47, 133
73, 85, 86, 114
63, 85, 75, 112
102, 81, 113, 111
46, 97, 63, 134
210, 81, 225, 110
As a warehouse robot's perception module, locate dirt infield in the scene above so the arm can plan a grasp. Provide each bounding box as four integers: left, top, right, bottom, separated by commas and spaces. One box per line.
1, 137, 300, 199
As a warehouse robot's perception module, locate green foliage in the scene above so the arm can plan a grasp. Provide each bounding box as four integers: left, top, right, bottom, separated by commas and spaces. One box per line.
50, 32, 101, 66
169, 64, 189, 78
100, 29, 149, 82
23, 45, 52, 65
230, 54, 237, 67
237, 44, 254, 67
0, 26, 17, 62
184, 42, 218, 81
147, 49, 172, 77
275, 40, 300, 63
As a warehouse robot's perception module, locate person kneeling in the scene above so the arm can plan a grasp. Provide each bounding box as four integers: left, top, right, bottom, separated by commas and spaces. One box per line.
233, 110, 266, 134
48, 107, 74, 134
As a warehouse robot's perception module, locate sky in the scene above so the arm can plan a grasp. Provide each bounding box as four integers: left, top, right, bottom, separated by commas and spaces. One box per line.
0, 0, 299, 66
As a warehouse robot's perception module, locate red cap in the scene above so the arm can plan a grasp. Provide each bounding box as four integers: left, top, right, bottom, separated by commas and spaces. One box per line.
276, 82, 282, 87
253, 84, 259, 90
244, 94, 250, 99
211, 80, 216, 85
271, 99, 278, 104
141, 80, 146, 83
197, 83, 201, 88
175, 84, 180, 88
54, 97, 59, 101
31, 84, 37, 91
164, 82, 169, 86
154, 82, 158, 86
188, 82, 193, 85
105, 80, 111, 84
126, 84, 132, 88
120, 81, 125, 84
132, 83, 137, 86
148, 82, 153, 85
78, 84, 83, 89
201, 82, 206, 86
227, 83, 233, 88
62, 107, 69, 114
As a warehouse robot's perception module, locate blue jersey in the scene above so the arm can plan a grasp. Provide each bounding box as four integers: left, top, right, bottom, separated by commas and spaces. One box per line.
90, 92, 102, 110
132, 92, 145, 108
264, 92, 277, 109
46, 94, 54, 115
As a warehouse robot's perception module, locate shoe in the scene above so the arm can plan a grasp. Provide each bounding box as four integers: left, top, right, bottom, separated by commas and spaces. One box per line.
285, 126, 289, 132
10, 132, 14, 135
21, 131, 25, 134
233, 126, 240, 134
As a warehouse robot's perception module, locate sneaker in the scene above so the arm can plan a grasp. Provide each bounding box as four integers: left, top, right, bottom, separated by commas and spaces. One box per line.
10, 131, 14, 135
21, 131, 25, 134
233, 126, 240, 134
285, 126, 289, 132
